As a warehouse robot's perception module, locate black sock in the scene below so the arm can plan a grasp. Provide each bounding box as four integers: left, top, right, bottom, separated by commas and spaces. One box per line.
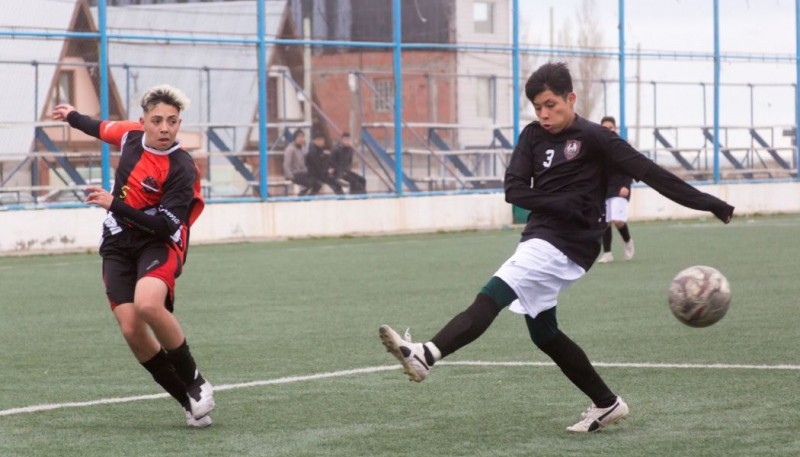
166, 339, 199, 386
602, 226, 612, 252
618, 224, 631, 242
430, 293, 501, 359
141, 349, 189, 408
537, 331, 617, 407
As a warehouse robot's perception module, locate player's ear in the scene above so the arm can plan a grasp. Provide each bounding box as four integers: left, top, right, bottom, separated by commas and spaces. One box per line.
567, 92, 577, 105
139, 116, 145, 125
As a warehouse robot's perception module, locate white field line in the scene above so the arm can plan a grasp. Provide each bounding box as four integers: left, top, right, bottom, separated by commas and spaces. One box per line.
2, 360, 800, 417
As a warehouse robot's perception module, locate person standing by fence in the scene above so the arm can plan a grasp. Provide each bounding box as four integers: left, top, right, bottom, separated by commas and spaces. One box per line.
597, 116, 635, 263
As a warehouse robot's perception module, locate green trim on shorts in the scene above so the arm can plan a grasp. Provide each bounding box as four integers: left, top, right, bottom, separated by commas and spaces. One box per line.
480, 276, 518, 310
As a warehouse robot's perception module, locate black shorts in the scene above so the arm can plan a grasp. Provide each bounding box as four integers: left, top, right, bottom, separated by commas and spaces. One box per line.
101, 241, 182, 312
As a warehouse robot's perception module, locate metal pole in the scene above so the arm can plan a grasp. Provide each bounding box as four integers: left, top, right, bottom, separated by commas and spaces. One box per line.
618, 0, 627, 140
796, 0, 800, 177
601, 80, 607, 116
124, 64, 130, 119
99, 0, 111, 190
713, 0, 721, 182
32, 61, 39, 190
512, 0, 520, 144
257, 0, 269, 200
700, 82, 707, 126
392, 0, 403, 195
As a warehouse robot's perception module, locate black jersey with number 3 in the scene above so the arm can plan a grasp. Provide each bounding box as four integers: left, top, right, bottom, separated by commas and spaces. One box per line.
504, 115, 729, 270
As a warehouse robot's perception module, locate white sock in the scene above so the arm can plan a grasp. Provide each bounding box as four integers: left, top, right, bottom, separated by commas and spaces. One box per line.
424, 342, 442, 363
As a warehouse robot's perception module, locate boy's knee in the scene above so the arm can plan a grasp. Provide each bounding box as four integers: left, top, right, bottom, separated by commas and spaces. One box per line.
524, 308, 559, 349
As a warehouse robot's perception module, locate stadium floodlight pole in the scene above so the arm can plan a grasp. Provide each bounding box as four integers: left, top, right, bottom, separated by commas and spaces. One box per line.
99, 0, 111, 190
392, 0, 403, 196
618, 0, 628, 141
512, 0, 520, 144
713, 0, 721, 183
257, 0, 269, 200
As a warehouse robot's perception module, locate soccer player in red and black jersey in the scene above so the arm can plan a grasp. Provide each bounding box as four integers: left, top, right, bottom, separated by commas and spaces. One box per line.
53, 84, 215, 428
380, 62, 734, 433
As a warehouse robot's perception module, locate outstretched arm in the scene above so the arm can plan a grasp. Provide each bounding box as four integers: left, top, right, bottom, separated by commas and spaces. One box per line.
639, 165, 734, 223
53, 104, 101, 138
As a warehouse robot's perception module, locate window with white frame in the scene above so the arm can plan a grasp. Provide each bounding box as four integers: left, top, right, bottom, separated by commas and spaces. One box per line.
374, 78, 394, 112
473, 1, 494, 34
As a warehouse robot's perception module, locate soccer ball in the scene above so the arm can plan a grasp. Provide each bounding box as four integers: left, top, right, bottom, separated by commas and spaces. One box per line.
667, 265, 731, 327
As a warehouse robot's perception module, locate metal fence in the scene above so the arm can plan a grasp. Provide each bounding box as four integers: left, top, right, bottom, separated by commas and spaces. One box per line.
1, 0, 798, 209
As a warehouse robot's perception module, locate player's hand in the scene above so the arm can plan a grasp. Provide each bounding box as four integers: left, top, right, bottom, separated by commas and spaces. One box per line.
618, 187, 629, 198
52, 104, 76, 121
712, 203, 734, 224
84, 185, 114, 210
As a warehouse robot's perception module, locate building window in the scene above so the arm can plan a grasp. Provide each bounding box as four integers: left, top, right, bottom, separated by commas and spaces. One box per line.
473, 1, 494, 34
53, 71, 74, 107
374, 79, 394, 113
475, 77, 496, 119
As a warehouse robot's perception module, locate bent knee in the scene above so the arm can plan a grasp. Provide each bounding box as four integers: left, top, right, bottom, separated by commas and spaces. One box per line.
134, 300, 169, 320
117, 319, 148, 343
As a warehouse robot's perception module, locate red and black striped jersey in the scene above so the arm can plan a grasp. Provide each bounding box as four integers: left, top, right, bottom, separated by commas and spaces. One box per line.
100, 120, 204, 261
66, 112, 204, 263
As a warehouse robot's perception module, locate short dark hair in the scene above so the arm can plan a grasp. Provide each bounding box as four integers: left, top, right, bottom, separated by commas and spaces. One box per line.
525, 62, 573, 102
600, 116, 616, 126
341, 132, 350, 138
293, 129, 305, 140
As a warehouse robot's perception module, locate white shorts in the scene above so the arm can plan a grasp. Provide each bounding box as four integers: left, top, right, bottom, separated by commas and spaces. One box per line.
605, 197, 629, 223
493, 238, 586, 318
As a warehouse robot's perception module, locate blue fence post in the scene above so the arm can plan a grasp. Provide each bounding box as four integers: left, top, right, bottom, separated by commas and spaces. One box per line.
392, 0, 403, 196
257, 0, 269, 200
99, 0, 111, 190
618, 0, 627, 141
713, 0, 721, 183
796, 0, 800, 178
512, 0, 520, 145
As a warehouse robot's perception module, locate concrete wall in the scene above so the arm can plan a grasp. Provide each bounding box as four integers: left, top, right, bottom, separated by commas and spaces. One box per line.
1, 181, 798, 255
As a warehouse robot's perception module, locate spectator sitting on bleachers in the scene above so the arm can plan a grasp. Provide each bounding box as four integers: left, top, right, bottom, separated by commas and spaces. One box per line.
306, 131, 343, 195
282, 129, 316, 196
332, 132, 367, 194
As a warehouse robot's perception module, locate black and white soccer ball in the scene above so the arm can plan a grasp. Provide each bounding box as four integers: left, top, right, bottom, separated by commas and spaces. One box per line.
667, 265, 731, 328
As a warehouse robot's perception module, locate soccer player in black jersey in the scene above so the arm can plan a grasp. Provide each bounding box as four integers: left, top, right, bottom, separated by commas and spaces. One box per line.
53, 85, 216, 428
597, 115, 635, 263
380, 62, 734, 433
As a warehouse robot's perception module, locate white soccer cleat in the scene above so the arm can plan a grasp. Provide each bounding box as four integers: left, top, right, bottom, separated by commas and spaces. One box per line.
184, 408, 213, 428
187, 374, 216, 420
379, 325, 430, 382
597, 252, 614, 264
624, 239, 635, 261
566, 396, 629, 433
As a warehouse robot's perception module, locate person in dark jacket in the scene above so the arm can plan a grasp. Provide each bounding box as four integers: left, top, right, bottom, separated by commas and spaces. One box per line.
332, 132, 366, 194
306, 131, 343, 195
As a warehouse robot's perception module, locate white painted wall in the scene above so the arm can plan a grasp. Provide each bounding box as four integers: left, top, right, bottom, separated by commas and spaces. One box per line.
455, 0, 513, 148
1, 182, 798, 256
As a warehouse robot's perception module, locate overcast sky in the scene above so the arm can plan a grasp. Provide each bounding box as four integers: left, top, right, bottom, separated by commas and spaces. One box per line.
518, 0, 797, 143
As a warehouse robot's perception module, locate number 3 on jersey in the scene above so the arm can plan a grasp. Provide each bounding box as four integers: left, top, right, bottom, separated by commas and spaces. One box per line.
543, 149, 555, 168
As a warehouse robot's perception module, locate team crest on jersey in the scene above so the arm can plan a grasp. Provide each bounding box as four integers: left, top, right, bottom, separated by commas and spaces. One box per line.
564, 140, 582, 160
141, 176, 159, 193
